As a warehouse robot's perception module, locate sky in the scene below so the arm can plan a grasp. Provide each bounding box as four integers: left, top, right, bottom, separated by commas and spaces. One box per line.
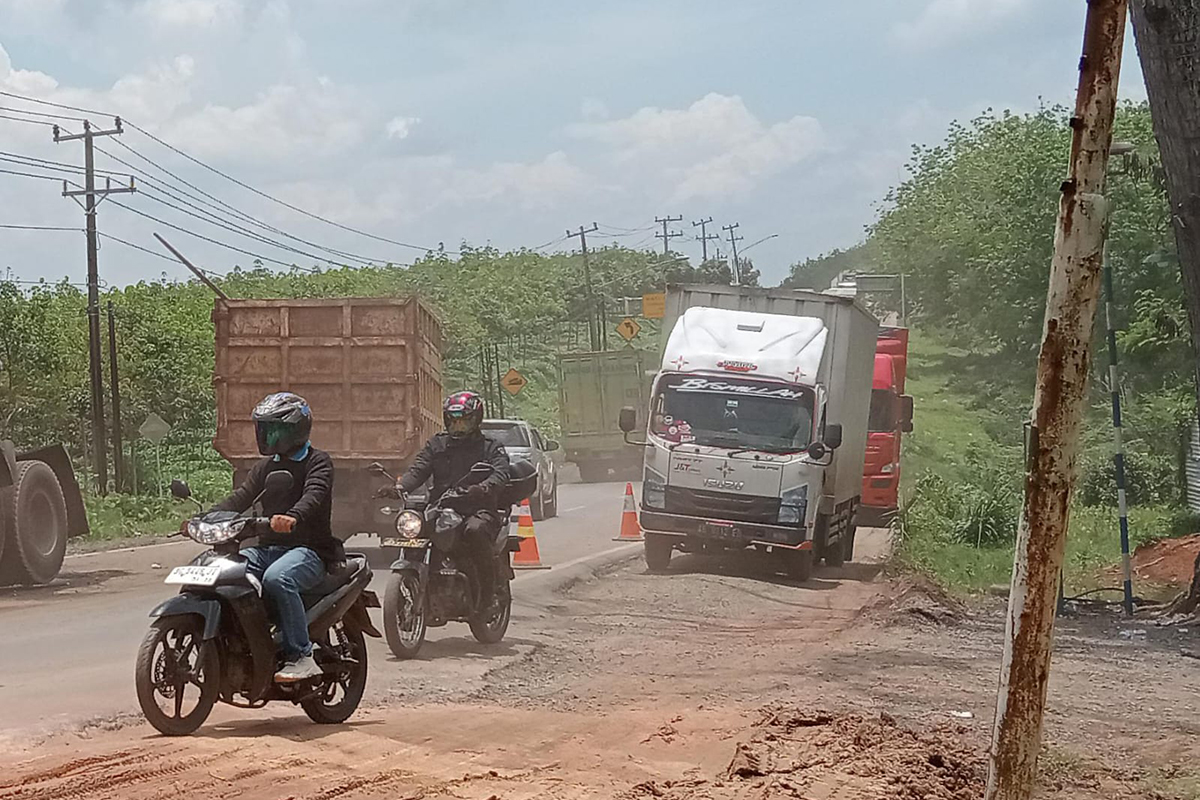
0, 0, 1149, 288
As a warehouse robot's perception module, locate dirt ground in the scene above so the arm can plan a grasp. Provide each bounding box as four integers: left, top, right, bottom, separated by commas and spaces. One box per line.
4, 540, 1200, 799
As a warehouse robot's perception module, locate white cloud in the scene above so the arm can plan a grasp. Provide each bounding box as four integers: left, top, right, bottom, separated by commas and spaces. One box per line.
135, 0, 244, 28
385, 115, 421, 140
893, 0, 1033, 50
443, 151, 590, 210
570, 93, 825, 202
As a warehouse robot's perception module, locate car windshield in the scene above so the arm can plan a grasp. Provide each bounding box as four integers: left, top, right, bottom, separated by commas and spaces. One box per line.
482, 423, 531, 448
650, 375, 815, 452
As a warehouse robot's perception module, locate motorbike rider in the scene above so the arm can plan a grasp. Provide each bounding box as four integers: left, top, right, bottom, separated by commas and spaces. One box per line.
203, 392, 342, 683
395, 391, 510, 610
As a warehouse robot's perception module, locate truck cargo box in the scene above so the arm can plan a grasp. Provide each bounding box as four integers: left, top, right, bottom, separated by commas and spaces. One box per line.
213, 297, 443, 539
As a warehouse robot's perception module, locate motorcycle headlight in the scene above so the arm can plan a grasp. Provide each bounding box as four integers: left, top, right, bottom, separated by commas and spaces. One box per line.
396, 510, 423, 537
777, 485, 808, 526
187, 518, 248, 545
643, 466, 666, 510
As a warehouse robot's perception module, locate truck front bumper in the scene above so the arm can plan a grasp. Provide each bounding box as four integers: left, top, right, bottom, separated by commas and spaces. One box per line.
639, 509, 810, 550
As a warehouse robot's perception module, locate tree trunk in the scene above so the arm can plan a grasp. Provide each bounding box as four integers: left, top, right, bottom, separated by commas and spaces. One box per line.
1129, 2, 1200, 402
1163, 549, 1200, 616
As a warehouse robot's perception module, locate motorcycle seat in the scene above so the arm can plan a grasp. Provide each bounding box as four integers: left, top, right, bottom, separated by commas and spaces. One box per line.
302, 555, 368, 603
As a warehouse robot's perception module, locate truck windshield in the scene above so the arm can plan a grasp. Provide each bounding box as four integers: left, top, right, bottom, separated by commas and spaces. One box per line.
481, 424, 531, 448
650, 375, 815, 452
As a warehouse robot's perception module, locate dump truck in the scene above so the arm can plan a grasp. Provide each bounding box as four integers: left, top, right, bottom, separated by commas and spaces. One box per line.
557, 349, 652, 482
621, 284, 877, 580
212, 297, 443, 540
0, 441, 88, 585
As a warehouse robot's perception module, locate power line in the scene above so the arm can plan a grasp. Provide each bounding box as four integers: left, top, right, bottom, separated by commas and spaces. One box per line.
654, 215, 683, 255
0, 150, 130, 178
0, 113, 55, 127
0, 166, 79, 184
0, 223, 83, 232
96, 139, 399, 265
0, 105, 85, 122
106, 197, 320, 272
124, 120, 444, 255
0, 89, 114, 118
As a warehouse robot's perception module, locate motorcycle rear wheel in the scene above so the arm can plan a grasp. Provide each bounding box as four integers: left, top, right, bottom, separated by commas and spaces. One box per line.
302, 622, 367, 724
469, 579, 511, 644
135, 617, 220, 736
383, 571, 427, 659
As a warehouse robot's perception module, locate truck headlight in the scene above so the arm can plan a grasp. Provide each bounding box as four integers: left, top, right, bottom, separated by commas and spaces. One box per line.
777, 485, 808, 525
396, 510, 423, 537
880, 463, 895, 474
643, 467, 666, 510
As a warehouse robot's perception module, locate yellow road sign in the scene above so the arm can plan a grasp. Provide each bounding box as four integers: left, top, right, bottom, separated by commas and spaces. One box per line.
642, 292, 666, 319
501, 368, 527, 395
616, 317, 641, 341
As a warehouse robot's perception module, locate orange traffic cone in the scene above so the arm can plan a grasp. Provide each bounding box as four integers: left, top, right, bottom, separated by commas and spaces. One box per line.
512, 498, 550, 570
614, 482, 644, 542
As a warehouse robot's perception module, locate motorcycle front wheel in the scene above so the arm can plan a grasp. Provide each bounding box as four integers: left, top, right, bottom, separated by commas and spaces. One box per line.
383, 571, 427, 659
302, 621, 367, 724
135, 616, 220, 736
469, 578, 511, 644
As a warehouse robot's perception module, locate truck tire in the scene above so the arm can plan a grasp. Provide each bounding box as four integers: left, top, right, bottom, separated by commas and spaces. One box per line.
644, 533, 673, 573
0, 484, 10, 568
783, 549, 814, 582
843, 522, 858, 563
0, 461, 69, 586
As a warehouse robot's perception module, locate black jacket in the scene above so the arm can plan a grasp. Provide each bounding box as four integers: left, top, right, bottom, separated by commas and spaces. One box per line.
399, 432, 510, 505
214, 447, 344, 564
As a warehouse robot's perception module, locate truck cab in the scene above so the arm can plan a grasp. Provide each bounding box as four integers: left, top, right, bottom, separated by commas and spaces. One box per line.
860, 328, 913, 520
624, 299, 876, 582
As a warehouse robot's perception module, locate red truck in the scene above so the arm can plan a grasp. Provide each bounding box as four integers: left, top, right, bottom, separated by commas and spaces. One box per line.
860, 327, 914, 522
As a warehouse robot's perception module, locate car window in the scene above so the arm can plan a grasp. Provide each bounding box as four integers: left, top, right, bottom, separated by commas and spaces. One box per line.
481, 422, 531, 447
531, 428, 544, 449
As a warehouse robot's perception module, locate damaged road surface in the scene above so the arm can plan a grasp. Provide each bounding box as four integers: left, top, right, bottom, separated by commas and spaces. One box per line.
7, 524, 1193, 798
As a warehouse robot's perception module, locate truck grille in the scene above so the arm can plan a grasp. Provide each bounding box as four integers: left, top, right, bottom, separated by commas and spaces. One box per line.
664, 486, 781, 524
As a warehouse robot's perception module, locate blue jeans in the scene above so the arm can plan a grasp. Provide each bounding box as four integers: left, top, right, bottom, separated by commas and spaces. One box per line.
243, 546, 325, 660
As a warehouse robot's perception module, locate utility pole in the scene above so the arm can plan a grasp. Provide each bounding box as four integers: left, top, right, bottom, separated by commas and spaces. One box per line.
106, 301, 125, 493
54, 118, 135, 495
723, 223, 743, 285
566, 223, 601, 351
692, 217, 718, 262
985, 2, 1127, 799
655, 215, 683, 255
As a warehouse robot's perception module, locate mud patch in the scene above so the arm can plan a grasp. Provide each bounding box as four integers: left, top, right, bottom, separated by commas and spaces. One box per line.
1104, 534, 1200, 591
863, 575, 967, 627
630, 707, 984, 800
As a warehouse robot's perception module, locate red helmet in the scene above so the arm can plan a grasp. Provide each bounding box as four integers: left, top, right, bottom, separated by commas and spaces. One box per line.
443, 391, 485, 438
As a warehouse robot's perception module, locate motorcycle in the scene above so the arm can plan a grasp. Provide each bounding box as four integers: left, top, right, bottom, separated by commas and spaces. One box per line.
135, 470, 382, 736
370, 459, 537, 659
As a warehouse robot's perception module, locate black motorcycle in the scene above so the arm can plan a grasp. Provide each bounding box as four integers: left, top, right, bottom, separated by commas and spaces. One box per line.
370, 460, 537, 659
135, 471, 382, 736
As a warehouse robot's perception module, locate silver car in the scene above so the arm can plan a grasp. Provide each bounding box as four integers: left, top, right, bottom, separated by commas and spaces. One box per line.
481, 419, 560, 521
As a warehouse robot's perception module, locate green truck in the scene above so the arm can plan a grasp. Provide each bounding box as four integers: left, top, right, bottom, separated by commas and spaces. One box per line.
557, 350, 651, 483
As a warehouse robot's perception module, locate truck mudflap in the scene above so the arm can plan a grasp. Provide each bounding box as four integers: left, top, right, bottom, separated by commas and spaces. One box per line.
639, 509, 810, 550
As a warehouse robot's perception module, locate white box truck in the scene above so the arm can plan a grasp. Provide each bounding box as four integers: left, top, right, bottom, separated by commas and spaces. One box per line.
618, 285, 878, 581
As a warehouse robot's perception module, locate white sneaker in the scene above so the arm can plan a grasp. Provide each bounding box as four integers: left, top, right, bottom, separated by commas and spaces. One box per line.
274, 654, 323, 683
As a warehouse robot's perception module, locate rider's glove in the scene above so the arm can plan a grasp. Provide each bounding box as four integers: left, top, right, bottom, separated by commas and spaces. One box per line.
466, 484, 487, 503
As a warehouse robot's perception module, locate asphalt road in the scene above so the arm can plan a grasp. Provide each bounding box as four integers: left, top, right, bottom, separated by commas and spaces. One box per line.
0, 480, 640, 739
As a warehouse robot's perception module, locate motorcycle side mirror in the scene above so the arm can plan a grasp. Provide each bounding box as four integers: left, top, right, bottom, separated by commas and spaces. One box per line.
169, 479, 192, 500
806, 441, 828, 461
263, 470, 294, 499
618, 406, 637, 433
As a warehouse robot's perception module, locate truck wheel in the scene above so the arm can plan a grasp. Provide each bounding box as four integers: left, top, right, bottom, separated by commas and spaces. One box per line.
0, 461, 68, 586
783, 549, 814, 582
843, 523, 858, 563
644, 534, 673, 573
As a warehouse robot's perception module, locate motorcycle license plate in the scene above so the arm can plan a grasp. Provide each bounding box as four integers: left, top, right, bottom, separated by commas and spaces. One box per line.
381, 538, 429, 548
164, 565, 221, 586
